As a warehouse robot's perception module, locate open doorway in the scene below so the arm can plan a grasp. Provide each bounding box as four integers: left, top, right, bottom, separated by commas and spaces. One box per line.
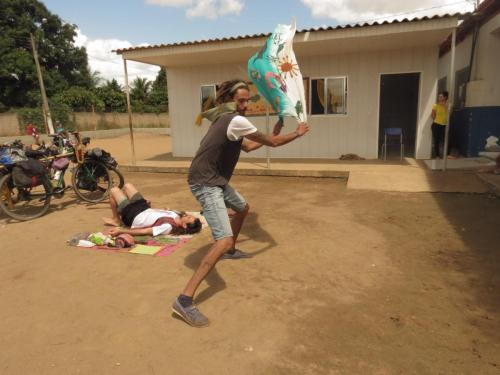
379, 73, 420, 158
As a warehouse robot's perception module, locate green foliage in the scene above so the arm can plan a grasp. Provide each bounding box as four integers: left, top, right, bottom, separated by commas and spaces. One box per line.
130, 77, 151, 102
15, 107, 44, 132
95, 79, 126, 112
54, 86, 104, 112
0, 1, 168, 115
128, 69, 169, 113
103, 78, 122, 92
49, 97, 74, 130
14, 98, 73, 133
89, 70, 102, 88
148, 68, 168, 111
0, 0, 92, 109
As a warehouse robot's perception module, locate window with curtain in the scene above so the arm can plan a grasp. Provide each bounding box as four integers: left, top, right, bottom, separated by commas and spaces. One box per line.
310, 77, 347, 115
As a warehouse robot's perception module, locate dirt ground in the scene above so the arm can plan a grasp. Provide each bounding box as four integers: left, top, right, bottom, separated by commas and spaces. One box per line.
92, 132, 173, 164
1, 134, 500, 374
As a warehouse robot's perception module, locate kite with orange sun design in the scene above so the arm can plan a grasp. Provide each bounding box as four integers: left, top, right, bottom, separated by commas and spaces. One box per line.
248, 19, 307, 123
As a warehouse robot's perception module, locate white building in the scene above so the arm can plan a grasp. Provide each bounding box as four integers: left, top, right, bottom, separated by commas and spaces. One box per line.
117, 14, 463, 160
438, 0, 500, 156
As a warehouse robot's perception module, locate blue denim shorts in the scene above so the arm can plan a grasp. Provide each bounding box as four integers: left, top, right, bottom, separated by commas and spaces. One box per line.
189, 184, 247, 240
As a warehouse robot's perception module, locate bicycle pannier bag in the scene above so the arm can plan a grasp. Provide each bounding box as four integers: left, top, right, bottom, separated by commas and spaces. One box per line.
12, 159, 46, 187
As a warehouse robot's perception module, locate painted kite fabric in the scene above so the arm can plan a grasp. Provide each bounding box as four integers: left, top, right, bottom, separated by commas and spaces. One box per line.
248, 20, 307, 123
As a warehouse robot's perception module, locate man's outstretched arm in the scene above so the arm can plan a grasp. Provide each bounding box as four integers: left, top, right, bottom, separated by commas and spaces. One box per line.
241, 119, 283, 152
241, 122, 309, 153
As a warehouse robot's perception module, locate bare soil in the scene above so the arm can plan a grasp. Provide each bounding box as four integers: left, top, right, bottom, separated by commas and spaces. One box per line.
91, 132, 173, 164
1, 134, 499, 374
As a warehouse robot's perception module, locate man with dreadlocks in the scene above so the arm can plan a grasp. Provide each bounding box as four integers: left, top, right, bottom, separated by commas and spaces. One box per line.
172, 79, 309, 327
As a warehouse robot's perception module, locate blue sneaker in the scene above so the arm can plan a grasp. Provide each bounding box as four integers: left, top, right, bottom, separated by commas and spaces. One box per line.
171, 298, 209, 327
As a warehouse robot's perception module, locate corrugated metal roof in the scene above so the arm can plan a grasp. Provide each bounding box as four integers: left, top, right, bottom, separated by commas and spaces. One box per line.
440, 0, 499, 56
115, 12, 466, 54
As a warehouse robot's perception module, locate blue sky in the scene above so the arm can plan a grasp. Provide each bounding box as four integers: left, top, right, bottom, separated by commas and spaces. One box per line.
41, 0, 475, 83
43, 0, 323, 46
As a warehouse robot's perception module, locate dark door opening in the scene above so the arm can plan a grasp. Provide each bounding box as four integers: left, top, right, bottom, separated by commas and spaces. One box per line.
379, 73, 420, 158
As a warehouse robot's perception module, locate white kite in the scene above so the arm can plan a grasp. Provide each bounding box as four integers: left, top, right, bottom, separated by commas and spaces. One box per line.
247, 19, 307, 123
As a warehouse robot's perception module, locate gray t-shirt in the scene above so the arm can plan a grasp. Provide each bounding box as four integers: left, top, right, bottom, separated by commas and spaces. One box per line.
188, 113, 256, 187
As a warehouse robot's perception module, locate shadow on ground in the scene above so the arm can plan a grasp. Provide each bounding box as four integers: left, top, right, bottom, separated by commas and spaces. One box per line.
183, 211, 278, 305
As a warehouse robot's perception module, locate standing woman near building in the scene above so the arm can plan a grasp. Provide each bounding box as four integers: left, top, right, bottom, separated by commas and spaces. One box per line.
431, 91, 449, 158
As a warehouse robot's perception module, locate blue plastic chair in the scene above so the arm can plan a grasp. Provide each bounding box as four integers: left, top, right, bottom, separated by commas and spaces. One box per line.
381, 127, 404, 160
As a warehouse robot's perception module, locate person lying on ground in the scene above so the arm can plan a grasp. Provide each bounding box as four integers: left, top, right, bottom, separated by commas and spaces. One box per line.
103, 183, 202, 237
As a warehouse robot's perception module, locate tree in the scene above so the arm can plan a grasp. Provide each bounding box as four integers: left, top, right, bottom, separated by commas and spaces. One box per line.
130, 77, 152, 103
148, 68, 168, 112
103, 78, 122, 92
54, 86, 103, 112
0, 0, 93, 109
89, 69, 103, 89
95, 79, 126, 112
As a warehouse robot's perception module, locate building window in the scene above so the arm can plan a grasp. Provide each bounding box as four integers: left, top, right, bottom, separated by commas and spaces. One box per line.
200, 85, 216, 112
310, 77, 347, 115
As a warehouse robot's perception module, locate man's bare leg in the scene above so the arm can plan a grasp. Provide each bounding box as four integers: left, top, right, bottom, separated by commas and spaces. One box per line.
122, 183, 139, 199
182, 237, 234, 297
230, 203, 249, 245
122, 183, 151, 206
103, 187, 126, 226
172, 237, 233, 327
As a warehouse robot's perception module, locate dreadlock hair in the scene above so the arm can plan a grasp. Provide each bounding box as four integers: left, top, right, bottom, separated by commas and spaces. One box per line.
215, 80, 249, 105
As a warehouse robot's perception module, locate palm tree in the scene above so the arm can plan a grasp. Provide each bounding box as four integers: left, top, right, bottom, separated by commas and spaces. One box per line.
130, 77, 152, 102
103, 79, 122, 92
89, 70, 103, 88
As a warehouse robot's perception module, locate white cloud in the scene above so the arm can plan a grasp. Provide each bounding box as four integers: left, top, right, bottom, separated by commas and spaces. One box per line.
218, 0, 245, 16
75, 29, 159, 86
145, 0, 191, 6
300, 0, 475, 24
145, 0, 244, 19
186, 0, 218, 19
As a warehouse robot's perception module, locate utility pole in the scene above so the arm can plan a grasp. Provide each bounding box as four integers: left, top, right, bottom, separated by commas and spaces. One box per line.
123, 58, 136, 165
443, 28, 456, 171
30, 32, 54, 134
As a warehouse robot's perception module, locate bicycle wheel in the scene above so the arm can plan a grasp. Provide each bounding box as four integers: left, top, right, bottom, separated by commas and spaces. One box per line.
0, 173, 51, 221
72, 160, 111, 203
107, 166, 124, 189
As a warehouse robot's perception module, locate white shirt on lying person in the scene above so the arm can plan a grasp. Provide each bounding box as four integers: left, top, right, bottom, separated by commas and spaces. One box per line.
131, 209, 179, 237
